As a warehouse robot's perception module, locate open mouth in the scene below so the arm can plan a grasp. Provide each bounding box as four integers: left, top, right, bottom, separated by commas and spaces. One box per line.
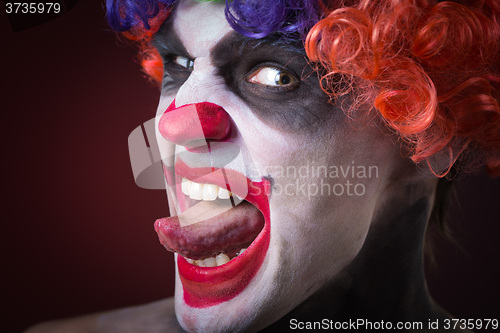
154, 159, 271, 308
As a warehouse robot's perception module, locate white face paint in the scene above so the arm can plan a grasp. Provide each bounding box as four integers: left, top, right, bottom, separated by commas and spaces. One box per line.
153, 0, 414, 331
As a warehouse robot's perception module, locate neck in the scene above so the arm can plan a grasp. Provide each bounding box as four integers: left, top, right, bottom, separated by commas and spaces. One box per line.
264, 180, 450, 331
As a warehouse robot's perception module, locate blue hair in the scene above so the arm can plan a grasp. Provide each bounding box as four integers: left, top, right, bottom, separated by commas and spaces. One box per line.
105, 0, 325, 39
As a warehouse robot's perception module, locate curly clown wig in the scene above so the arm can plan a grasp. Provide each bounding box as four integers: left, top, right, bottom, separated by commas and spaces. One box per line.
106, 0, 500, 177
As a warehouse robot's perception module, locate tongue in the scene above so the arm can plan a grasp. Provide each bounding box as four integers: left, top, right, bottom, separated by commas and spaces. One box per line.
154, 201, 265, 260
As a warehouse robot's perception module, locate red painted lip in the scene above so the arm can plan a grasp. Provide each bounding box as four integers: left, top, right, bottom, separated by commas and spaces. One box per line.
158, 159, 271, 308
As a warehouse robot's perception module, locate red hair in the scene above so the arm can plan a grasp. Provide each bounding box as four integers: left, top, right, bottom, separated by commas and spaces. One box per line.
115, 0, 500, 177
118, 6, 170, 84
306, 0, 500, 176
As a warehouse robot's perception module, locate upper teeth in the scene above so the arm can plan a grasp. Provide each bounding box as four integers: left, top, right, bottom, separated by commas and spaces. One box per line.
181, 177, 235, 201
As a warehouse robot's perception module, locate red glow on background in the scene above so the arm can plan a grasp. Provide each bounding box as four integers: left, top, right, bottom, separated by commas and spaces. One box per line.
1, 2, 499, 332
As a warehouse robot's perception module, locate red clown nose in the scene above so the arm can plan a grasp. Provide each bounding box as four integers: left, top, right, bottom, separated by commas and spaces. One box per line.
158, 100, 231, 149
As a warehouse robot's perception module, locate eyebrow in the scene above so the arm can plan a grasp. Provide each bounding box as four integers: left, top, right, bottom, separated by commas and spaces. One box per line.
152, 16, 192, 59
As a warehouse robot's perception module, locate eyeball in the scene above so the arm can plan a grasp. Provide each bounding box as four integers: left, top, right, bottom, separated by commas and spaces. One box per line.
172, 55, 194, 70
248, 67, 298, 88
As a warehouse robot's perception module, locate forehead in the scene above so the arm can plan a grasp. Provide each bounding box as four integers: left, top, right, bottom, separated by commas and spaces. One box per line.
171, 0, 231, 56
153, 0, 328, 133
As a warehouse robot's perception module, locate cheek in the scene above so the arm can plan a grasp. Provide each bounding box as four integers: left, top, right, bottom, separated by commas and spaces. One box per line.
266, 200, 371, 305
261, 121, 396, 278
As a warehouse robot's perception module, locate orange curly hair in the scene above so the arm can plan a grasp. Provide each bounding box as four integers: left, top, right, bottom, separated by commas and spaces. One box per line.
305, 0, 500, 176
118, 6, 170, 84
113, 0, 500, 177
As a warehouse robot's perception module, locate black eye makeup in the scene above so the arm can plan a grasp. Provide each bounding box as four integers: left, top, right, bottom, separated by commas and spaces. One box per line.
153, 18, 337, 133
152, 16, 194, 92
161, 53, 194, 84
212, 33, 335, 132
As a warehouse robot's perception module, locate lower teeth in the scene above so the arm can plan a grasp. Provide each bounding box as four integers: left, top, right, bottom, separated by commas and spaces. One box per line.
185, 248, 247, 267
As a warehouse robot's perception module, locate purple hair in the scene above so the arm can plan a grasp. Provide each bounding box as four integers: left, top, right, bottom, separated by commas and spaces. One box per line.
106, 0, 325, 39
106, 0, 175, 32
225, 0, 324, 39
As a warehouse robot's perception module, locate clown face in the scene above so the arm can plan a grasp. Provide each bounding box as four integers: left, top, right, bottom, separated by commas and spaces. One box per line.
152, 0, 415, 331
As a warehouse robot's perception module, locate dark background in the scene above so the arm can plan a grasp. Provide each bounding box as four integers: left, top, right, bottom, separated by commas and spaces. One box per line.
2, 2, 499, 332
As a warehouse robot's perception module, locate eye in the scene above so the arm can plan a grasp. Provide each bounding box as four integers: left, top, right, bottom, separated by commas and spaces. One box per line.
247, 66, 299, 89
161, 54, 194, 86
170, 55, 194, 70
